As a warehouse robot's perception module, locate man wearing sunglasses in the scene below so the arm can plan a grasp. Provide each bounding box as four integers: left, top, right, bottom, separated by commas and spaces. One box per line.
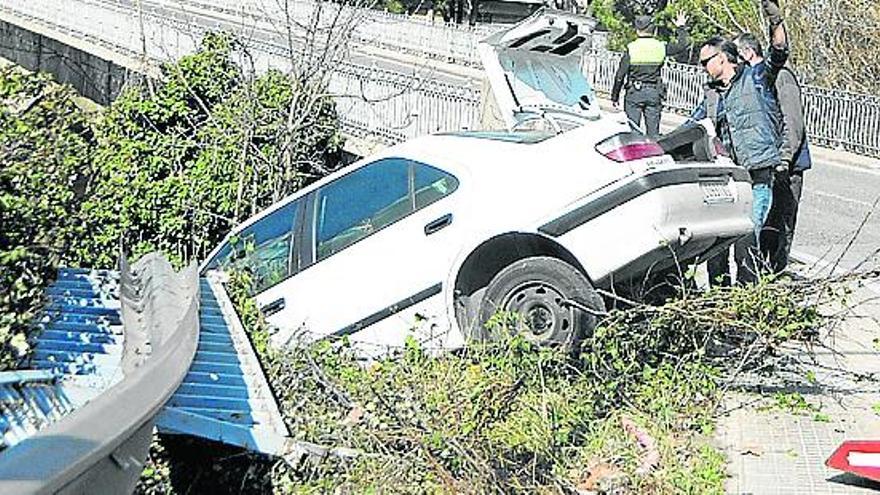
611, 11, 690, 139
698, 0, 789, 285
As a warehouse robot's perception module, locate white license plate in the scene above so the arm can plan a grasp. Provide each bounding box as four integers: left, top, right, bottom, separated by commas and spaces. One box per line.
701, 180, 734, 204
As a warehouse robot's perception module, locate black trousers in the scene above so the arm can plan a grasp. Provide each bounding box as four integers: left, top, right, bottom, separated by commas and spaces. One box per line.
707, 233, 765, 286
624, 85, 662, 139
760, 170, 804, 272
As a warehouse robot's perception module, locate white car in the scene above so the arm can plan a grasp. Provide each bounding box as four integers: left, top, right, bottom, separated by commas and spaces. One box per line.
202, 10, 753, 353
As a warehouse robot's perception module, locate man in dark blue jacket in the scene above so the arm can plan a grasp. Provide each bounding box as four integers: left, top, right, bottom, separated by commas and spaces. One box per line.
698, 0, 789, 284
734, 32, 812, 272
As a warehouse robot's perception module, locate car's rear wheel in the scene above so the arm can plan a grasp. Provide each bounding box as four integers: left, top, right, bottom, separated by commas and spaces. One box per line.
475, 256, 604, 351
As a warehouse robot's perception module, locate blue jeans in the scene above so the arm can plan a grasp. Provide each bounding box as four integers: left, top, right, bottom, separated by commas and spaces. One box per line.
751, 181, 773, 243
737, 174, 774, 283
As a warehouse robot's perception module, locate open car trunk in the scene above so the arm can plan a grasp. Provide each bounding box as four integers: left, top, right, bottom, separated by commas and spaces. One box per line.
478, 8, 600, 131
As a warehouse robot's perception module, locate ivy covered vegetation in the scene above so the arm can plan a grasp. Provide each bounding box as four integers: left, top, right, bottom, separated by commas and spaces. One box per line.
0, 33, 340, 370
80, 33, 341, 268
0, 67, 93, 370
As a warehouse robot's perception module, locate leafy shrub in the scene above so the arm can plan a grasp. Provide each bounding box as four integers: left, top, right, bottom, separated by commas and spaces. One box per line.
74, 33, 341, 269
144, 272, 821, 494
1, 30, 342, 367
0, 67, 94, 369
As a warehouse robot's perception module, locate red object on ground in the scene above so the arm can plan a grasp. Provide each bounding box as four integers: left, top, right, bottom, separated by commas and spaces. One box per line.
827, 441, 880, 482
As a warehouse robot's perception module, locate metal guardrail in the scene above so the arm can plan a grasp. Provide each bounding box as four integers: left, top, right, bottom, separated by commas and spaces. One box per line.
0, 370, 74, 451
156, 274, 293, 456
0, 255, 199, 495
2, 0, 878, 157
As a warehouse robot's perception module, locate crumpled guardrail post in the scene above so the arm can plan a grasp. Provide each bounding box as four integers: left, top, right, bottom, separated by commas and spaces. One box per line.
0, 254, 199, 495
119, 254, 198, 373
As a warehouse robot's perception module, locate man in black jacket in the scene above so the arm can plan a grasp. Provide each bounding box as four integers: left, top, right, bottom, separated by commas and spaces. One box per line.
611, 11, 689, 138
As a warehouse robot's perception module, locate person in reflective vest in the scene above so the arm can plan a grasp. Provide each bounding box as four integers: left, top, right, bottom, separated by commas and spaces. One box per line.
611, 12, 690, 138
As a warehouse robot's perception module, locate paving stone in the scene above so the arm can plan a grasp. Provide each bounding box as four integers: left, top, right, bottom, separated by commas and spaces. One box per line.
716, 280, 880, 494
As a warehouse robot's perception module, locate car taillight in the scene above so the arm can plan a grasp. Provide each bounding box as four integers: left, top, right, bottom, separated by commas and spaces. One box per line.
596, 132, 665, 163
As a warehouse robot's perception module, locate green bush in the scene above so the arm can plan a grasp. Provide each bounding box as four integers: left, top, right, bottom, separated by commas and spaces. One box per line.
145, 272, 820, 494
74, 33, 341, 268
1, 31, 342, 367
0, 67, 94, 370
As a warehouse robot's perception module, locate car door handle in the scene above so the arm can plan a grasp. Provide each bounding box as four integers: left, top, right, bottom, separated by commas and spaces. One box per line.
260, 297, 285, 317
424, 213, 453, 235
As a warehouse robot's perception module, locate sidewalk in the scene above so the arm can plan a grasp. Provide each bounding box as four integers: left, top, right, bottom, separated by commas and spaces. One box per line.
715, 263, 880, 494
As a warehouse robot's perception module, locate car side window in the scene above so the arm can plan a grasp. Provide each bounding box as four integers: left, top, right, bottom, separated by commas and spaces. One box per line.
414, 163, 459, 209
315, 158, 412, 261
205, 200, 300, 293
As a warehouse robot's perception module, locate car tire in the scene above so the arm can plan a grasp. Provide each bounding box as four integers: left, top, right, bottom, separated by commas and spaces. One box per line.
475, 256, 604, 350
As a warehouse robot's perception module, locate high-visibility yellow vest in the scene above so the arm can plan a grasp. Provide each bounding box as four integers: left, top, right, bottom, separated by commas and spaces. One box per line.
627, 38, 667, 65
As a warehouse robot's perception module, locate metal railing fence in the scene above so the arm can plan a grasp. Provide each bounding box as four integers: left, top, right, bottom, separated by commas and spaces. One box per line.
161, 0, 496, 66
241, 32, 482, 145
800, 86, 880, 156
585, 50, 880, 157
586, 50, 705, 114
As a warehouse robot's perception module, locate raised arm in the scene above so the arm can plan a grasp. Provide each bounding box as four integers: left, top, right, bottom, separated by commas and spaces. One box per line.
665, 11, 690, 56
762, 0, 789, 74
763, 0, 787, 50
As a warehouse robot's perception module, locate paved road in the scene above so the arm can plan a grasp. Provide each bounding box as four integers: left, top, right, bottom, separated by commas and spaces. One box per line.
793, 156, 880, 276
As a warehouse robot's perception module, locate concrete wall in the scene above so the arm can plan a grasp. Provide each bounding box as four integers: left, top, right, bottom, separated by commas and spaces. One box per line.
0, 18, 130, 105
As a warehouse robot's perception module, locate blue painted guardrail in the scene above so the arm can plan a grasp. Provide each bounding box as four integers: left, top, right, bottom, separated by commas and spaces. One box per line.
0, 257, 353, 494
0, 370, 74, 449
0, 255, 199, 494
156, 273, 291, 455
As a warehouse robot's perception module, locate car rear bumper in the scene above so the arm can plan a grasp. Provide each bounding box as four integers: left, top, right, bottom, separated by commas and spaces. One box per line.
542, 164, 754, 287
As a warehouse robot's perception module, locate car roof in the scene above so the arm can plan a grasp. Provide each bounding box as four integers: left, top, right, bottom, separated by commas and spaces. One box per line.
209, 121, 626, 251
